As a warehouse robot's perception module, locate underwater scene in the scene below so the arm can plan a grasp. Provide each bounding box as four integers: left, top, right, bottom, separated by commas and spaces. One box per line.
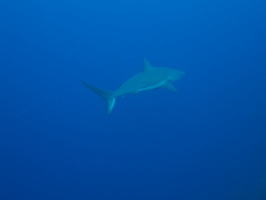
1, 0, 266, 199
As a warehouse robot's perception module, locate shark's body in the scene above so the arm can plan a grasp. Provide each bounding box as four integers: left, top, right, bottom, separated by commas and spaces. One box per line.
82, 59, 184, 113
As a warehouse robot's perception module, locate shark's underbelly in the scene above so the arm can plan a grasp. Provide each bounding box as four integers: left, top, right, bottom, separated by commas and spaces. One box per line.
115, 80, 166, 96
134, 80, 166, 92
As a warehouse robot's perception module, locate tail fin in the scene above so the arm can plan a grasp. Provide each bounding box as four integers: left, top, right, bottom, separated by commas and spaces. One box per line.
81, 81, 116, 114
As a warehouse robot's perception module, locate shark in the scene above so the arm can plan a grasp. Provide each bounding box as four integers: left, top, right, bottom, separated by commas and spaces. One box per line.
82, 59, 185, 113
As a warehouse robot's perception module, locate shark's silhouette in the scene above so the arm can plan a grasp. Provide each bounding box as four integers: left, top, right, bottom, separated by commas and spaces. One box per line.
82, 59, 185, 113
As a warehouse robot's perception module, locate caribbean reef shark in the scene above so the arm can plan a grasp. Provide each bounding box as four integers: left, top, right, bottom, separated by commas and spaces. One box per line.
82, 59, 185, 113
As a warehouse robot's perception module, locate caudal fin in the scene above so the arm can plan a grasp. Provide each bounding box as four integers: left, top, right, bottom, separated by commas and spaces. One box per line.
81, 81, 116, 114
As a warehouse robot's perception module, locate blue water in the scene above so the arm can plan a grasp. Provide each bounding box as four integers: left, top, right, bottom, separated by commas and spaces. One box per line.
1, 0, 266, 199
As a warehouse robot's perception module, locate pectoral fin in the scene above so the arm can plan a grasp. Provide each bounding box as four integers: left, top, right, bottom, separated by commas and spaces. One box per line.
161, 81, 177, 92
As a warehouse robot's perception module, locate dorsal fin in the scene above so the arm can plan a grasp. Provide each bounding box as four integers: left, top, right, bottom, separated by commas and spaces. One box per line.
143, 59, 153, 71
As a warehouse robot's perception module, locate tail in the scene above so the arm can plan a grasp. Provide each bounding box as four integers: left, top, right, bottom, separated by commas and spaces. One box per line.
81, 81, 116, 114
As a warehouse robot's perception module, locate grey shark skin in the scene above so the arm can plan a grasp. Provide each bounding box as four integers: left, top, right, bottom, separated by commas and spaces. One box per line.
82, 59, 185, 113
